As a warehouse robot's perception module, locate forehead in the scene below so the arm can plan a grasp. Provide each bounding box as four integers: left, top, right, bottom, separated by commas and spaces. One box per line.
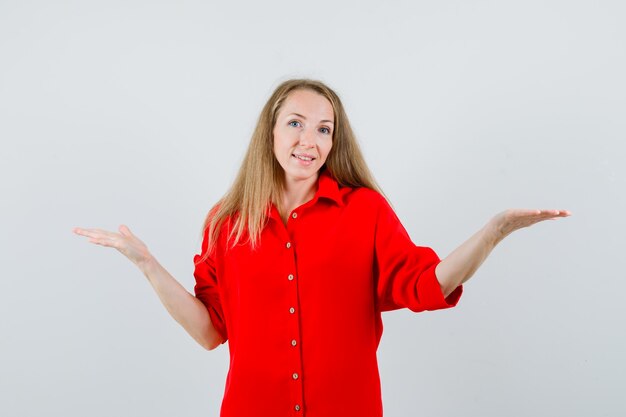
279, 89, 334, 122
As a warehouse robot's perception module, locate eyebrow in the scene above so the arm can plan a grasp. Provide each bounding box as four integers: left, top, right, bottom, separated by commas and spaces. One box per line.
287, 113, 334, 125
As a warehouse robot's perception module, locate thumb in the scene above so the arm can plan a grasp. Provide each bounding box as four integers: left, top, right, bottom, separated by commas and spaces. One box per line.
119, 224, 132, 236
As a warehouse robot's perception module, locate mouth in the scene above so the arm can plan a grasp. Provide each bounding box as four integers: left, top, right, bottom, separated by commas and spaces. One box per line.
292, 154, 316, 162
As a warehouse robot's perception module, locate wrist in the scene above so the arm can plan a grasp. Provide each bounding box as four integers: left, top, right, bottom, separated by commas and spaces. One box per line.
137, 253, 158, 276
481, 220, 503, 248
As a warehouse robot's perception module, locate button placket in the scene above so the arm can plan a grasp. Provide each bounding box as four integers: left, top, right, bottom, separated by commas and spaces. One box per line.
284, 231, 304, 414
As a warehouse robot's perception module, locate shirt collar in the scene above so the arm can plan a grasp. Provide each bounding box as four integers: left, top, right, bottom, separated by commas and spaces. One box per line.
267, 169, 345, 222
315, 168, 344, 207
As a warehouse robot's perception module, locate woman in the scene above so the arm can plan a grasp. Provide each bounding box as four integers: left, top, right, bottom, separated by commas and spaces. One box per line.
73, 78, 570, 416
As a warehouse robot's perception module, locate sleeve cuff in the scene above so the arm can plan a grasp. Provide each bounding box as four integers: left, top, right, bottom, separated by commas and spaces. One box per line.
207, 306, 228, 344
415, 262, 463, 311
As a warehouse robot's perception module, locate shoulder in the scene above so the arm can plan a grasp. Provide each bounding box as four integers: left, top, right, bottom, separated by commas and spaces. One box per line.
342, 186, 391, 217
344, 186, 387, 206
199, 207, 241, 251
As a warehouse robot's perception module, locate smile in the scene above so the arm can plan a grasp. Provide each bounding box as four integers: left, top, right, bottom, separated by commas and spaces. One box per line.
292, 154, 315, 161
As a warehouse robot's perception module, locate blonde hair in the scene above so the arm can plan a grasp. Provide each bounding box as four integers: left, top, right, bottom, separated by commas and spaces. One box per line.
198, 78, 383, 261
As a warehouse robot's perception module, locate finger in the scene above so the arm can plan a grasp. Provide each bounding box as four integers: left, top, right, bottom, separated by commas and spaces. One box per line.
532, 210, 570, 222
543, 210, 571, 218
73, 227, 94, 236
88, 237, 116, 247
74, 228, 102, 238
91, 227, 117, 235
530, 209, 565, 219
119, 224, 132, 237
74, 229, 106, 239
76, 227, 120, 239
548, 209, 572, 216
513, 209, 541, 216
510, 210, 551, 221
537, 209, 559, 216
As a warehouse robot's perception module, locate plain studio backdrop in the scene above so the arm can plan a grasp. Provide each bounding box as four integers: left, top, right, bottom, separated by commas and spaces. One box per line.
1, 1, 624, 416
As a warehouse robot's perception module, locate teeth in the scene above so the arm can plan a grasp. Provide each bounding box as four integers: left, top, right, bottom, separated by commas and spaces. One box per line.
294, 155, 313, 161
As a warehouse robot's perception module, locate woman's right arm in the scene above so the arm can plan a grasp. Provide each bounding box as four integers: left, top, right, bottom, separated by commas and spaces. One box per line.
139, 255, 223, 350
73, 225, 223, 351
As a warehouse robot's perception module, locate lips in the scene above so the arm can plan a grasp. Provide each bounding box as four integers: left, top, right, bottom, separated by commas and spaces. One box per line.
292, 153, 316, 161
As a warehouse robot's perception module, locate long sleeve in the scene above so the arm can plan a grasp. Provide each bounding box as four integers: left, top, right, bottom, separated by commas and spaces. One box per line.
193, 228, 228, 344
373, 195, 463, 312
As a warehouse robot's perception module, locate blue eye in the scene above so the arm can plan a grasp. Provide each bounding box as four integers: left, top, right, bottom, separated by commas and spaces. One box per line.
289, 120, 331, 135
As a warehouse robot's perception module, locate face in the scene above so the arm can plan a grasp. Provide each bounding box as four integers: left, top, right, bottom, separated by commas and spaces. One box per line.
272, 89, 334, 184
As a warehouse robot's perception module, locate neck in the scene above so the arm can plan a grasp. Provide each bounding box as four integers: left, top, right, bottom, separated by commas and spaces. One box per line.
281, 174, 319, 214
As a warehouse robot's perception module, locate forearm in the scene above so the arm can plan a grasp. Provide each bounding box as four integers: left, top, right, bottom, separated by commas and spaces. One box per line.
138, 256, 222, 350
435, 222, 500, 298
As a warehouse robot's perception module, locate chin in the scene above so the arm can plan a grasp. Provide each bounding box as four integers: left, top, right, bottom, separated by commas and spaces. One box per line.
284, 168, 321, 182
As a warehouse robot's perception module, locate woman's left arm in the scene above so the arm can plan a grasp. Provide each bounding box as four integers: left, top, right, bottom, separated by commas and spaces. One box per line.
435, 209, 572, 298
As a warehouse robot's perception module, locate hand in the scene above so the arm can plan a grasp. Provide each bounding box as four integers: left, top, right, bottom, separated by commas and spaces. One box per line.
487, 209, 572, 245
73, 225, 153, 268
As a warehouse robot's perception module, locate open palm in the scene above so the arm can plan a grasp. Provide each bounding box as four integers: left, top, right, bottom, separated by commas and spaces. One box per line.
490, 209, 572, 244
73, 225, 152, 267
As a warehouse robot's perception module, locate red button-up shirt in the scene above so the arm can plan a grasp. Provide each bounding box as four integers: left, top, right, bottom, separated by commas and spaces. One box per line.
193, 169, 463, 417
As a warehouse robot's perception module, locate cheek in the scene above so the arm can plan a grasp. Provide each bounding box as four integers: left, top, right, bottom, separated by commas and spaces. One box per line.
274, 130, 292, 150
272, 132, 284, 153
322, 141, 333, 158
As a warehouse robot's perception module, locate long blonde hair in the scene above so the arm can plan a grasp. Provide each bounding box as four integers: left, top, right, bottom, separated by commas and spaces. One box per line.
198, 78, 383, 261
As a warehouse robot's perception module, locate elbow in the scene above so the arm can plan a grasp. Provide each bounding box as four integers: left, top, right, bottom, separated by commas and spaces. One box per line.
202, 335, 223, 351
439, 280, 459, 299
205, 342, 220, 351
441, 279, 457, 298
441, 279, 464, 299
188, 320, 222, 350
435, 264, 463, 299
437, 276, 454, 299
435, 264, 451, 298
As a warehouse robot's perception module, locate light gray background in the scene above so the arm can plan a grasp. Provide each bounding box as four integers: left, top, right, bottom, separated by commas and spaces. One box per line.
1, 1, 624, 416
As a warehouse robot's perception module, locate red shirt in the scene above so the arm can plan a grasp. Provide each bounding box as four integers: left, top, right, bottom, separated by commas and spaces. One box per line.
193, 169, 463, 417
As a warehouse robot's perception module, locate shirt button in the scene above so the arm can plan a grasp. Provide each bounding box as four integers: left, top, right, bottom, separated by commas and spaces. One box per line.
292, 372, 299, 380
292, 212, 298, 219
286, 242, 291, 249
289, 307, 295, 314
288, 274, 294, 281
295, 404, 301, 411
291, 339, 297, 346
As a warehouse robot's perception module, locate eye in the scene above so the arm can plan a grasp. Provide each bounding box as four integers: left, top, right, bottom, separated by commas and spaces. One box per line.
289, 120, 301, 128
320, 127, 332, 135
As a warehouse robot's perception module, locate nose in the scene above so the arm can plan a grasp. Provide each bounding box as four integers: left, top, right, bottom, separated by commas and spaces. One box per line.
298, 128, 315, 148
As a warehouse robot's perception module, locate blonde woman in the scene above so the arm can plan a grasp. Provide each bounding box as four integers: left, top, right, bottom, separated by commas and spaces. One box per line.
73, 78, 570, 417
